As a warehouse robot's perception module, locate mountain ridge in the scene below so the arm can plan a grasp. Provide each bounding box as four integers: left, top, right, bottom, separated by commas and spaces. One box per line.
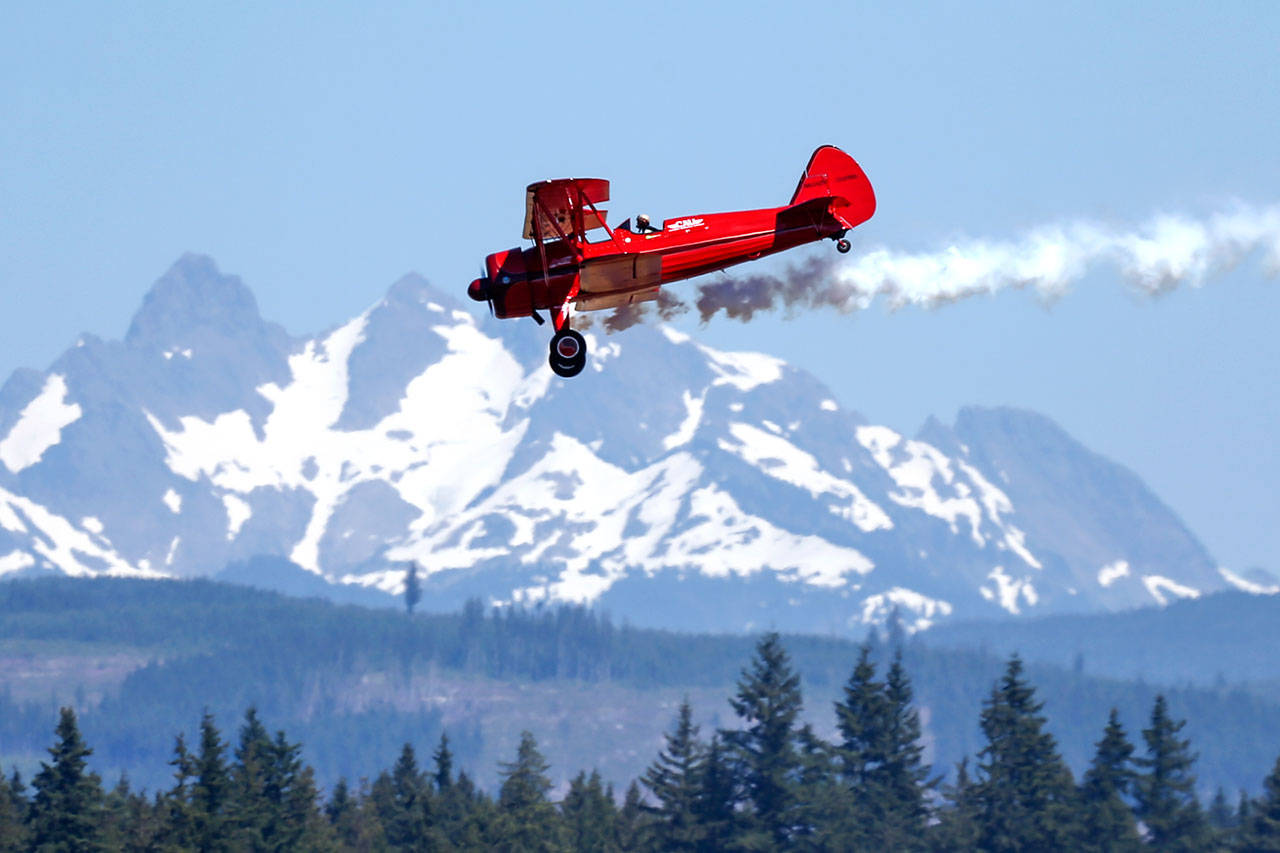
0, 255, 1241, 632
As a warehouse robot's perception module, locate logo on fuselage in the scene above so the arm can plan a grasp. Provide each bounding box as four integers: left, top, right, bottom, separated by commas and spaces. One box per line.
666, 217, 705, 232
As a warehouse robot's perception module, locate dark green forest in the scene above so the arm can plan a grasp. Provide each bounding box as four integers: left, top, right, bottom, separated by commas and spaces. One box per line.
1, 577, 1279, 799
5, 635, 1280, 851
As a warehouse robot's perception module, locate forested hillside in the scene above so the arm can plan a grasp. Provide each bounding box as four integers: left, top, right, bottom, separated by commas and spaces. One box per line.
1, 577, 1278, 798
5, 636, 1280, 851
924, 589, 1280, 688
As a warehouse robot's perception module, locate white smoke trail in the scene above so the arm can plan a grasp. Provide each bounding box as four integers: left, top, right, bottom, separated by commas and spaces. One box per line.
633, 203, 1280, 326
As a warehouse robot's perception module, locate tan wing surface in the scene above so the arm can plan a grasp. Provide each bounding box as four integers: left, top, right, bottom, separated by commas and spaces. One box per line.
523, 178, 610, 241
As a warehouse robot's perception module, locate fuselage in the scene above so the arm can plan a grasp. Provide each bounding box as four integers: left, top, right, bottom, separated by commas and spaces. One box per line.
470, 197, 847, 320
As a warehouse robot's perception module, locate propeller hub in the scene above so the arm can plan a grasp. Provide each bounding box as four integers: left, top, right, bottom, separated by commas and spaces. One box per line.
467, 277, 490, 302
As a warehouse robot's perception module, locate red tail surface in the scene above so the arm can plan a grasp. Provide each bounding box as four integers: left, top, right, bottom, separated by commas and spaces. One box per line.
788, 145, 876, 230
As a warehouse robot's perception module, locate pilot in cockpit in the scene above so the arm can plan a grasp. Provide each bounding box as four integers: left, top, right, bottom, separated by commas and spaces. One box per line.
635, 213, 661, 233
620, 213, 661, 234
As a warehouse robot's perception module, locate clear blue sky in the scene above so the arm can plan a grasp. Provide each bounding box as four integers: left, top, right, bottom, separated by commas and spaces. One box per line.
3, 2, 1278, 573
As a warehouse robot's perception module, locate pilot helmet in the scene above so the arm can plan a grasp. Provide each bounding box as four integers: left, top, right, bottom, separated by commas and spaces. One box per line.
636, 213, 650, 229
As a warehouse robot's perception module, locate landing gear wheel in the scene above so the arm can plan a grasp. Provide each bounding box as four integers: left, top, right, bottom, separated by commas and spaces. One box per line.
549, 329, 585, 360
550, 356, 585, 378
836, 238, 851, 254
548, 329, 587, 378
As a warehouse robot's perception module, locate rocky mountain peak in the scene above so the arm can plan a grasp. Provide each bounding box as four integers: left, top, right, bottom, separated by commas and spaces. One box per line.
125, 253, 270, 349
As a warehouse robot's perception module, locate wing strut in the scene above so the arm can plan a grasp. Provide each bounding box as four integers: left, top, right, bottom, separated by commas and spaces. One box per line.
529, 189, 584, 332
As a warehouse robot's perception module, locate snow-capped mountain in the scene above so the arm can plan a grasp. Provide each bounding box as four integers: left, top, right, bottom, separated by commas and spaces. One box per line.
0, 255, 1235, 633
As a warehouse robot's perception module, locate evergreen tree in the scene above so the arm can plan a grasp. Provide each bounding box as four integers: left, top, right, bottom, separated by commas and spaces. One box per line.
641, 699, 705, 851
885, 606, 907, 651
325, 777, 354, 825
433, 732, 454, 791
725, 631, 804, 848
830, 645, 933, 848
1206, 786, 1233, 830
230, 707, 273, 848
381, 742, 434, 849
1240, 753, 1280, 850
161, 732, 196, 849
444, 770, 494, 850
8, 770, 28, 821
29, 706, 105, 852
99, 775, 132, 851
493, 731, 565, 851
833, 645, 887, 795
930, 758, 980, 852
1133, 694, 1209, 850
266, 729, 333, 850
973, 655, 1080, 852
561, 770, 618, 852
792, 723, 858, 851
330, 776, 387, 851
1206, 786, 1239, 849
1078, 708, 1142, 852
405, 561, 422, 615
1238, 790, 1254, 844
191, 711, 234, 851
878, 650, 934, 848
613, 780, 651, 853
121, 789, 166, 852
0, 768, 30, 850
694, 734, 738, 852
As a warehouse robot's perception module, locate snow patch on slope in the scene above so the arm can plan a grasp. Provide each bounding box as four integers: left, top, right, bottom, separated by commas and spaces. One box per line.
0, 375, 82, 473
1219, 567, 1280, 595
1098, 560, 1131, 587
857, 426, 984, 539
163, 489, 182, 514
222, 494, 251, 541
860, 588, 954, 632
664, 484, 875, 588
363, 429, 876, 601
955, 460, 1041, 568
980, 565, 1038, 614
1143, 574, 1200, 606
147, 311, 543, 575
856, 425, 1040, 568
364, 434, 704, 596
719, 422, 891, 532
699, 345, 784, 391
663, 391, 705, 450
0, 550, 35, 576
0, 486, 162, 578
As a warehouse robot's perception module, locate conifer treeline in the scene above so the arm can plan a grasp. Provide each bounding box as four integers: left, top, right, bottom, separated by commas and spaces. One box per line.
5, 635, 1280, 851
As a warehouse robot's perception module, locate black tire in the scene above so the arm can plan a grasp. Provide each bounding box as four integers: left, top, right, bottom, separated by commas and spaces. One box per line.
836, 238, 852, 254
549, 354, 585, 378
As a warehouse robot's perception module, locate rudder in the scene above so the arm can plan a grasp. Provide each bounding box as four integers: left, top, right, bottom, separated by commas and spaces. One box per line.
788, 145, 876, 229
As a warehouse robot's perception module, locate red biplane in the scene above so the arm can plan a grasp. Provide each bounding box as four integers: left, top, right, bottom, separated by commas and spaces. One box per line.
467, 145, 875, 377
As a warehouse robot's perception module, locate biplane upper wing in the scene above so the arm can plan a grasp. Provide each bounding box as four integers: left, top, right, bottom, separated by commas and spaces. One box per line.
523, 178, 610, 242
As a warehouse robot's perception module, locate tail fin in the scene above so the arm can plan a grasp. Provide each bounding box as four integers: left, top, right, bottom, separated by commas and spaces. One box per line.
789, 145, 876, 230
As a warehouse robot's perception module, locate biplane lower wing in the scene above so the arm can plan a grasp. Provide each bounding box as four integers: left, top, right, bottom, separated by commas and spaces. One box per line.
575, 287, 661, 313
579, 252, 662, 296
